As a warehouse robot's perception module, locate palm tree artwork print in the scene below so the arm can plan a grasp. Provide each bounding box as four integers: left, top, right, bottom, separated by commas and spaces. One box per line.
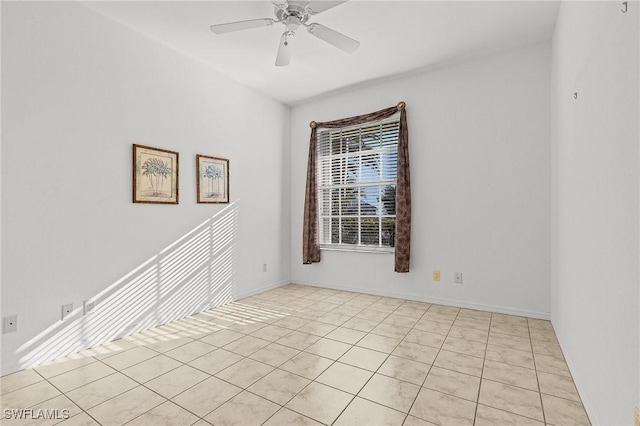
141, 156, 173, 197
197, 155, 229, 204
133, 144, 179, 204
202, 165, 223, 198
140, 154, 173, 198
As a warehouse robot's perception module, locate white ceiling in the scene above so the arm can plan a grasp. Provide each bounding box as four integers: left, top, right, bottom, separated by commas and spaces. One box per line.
82, 1, 560, 105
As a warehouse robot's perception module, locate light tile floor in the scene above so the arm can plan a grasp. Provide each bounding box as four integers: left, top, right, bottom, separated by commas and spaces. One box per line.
0, 284, 591, 425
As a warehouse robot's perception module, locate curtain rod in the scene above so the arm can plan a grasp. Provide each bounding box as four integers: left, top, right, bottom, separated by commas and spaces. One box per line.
309, 101, 406, 129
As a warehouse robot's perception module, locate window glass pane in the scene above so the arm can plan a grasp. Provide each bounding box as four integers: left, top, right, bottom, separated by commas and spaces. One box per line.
331, 217, 340, 244
381, 151, 397, 182
380, 185, 396, 215
360, 153, 380, 183
341, 128, 360, 153
318, 133, 331, 156
341, 217, 358, 245
329, 132, 341, 155
341, 188, 358, 216
361, 218, 380, 246
361, 124, 381, 150
381, 122, 399, 147
320, 189, 330, 216
330, 157, 342, 185
331, 189, 340, 215
322, 217, 330, 243
360, 187, 380, 216
345, 155, 359, 183
319, 158, 331, 185
382, 217, 396, 247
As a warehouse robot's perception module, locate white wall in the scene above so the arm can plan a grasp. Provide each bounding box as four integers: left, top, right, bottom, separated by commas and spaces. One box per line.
1, 2, 290, 374
551, 2, 639, 424
290, 44, 551, 318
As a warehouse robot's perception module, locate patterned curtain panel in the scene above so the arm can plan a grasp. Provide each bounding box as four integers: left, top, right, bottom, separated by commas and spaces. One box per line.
302, 125, 321, 264
394, 104, 410, 272
303, 102, 411, 272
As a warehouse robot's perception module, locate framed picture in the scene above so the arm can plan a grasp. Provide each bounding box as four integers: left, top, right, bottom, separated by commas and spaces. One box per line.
132, 144, 179, 204
197, 154, 229, 204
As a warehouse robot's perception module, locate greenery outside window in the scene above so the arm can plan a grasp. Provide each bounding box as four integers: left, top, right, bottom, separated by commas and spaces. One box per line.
317, 118, 400, 252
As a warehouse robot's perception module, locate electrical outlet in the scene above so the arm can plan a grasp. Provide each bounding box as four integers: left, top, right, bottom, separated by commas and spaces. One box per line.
61, 303, 74, 320
432, 270, 441, 281
262, 263, 267, 273
3, 315, 18, 334
84, 300, 95, 315
454, 273, 463, 284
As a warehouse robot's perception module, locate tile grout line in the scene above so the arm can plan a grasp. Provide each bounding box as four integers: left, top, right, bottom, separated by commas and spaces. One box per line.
307, 293, 387, 425
472, 310, 493, 424
325, 297, 402, 425
15, 373, 95, 426
528, 316, 548, 425
399, 301, 457, 424
396, 302, 452, 426
268, 292, 367, 426
296, 294, 414, 424
335, 301, 421, 424
130, 293, 333, 425
109, 325, 265, 425
39, 361, 114, 426
250, 291, 369, 425
30, 339, 203, 425
539, 320, 593, 423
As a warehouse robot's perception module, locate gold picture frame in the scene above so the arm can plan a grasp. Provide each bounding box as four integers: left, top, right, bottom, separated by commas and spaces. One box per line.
196, 154, 229, 204
132, 144, 179, 204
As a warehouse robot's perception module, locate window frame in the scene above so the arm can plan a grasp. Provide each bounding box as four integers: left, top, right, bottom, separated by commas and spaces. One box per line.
316, 117, 400, 254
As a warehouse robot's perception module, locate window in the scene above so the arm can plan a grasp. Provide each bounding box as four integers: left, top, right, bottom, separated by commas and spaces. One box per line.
317, 118, 400, 252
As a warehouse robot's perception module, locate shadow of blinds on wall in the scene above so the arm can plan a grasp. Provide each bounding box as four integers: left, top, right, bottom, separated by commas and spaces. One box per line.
303, 102, 411, 272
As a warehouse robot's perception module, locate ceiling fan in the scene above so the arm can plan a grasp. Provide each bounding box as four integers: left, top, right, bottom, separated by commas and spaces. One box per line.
210, 1, 359, 67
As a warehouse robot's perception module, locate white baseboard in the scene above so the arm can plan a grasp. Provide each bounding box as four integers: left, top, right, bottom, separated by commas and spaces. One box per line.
291, 279, 551, 320
234, 280, 290, 300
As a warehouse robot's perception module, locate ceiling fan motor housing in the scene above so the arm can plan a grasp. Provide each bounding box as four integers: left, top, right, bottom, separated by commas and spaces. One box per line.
275, 1, 310, 30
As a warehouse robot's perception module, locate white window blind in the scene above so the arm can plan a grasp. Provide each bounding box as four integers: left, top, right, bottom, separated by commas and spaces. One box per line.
317, 118, 400, 252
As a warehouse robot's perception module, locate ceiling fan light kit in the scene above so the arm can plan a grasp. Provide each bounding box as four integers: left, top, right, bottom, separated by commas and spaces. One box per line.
210, 0, 359, 67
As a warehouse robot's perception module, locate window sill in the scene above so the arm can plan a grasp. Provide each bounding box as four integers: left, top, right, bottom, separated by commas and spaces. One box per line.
320, 245, 394, 254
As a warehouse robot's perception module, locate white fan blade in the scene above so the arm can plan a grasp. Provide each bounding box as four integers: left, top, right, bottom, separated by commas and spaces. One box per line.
275, 32, 294, 66
307, 1, 348, 15
307, 23, 359, 53
210, 18, 275, 34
